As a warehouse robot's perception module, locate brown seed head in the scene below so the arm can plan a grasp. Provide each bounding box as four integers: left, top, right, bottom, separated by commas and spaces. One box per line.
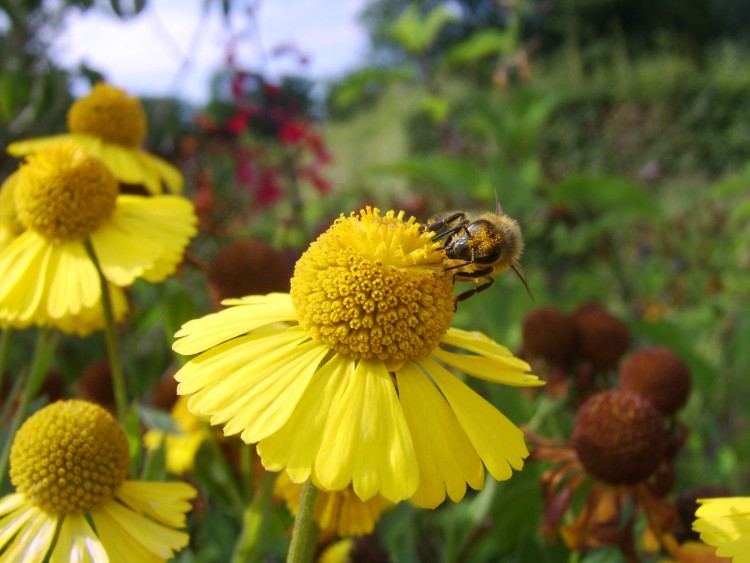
618, 346, 691, 415
522, 306, 577, 367
572, 303, 631, 371
208, 239, 292, 307
573, 390, 666, 485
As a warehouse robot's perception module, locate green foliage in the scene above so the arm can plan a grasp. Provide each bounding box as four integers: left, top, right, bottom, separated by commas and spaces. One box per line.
388, 3, 457, 54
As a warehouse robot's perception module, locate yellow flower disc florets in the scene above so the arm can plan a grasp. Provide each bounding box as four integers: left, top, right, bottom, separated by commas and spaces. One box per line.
67, 83, 147, 147
14, 143, 119, 241
291, 207, 455, 367
10, 400, 130, 514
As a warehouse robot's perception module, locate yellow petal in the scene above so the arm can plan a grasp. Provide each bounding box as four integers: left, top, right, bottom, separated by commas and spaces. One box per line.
173, 295, 297, 356
176, 327, 308, 397
94, 499, 189, 559
431, 347, 543, 387
0, 498, 36, 549
91, 195, 195, 286
0, 504, 57, 562
0, 231, 53, 325
258, 354, 355, 481
91, 505, 164, 563
419, 356, 528, 482
50, 513, 108, 563
221, 340, 329, 441
116, 481, 196, 529
441, 327, 516, 357
315, 358, 418, 503
7, 134, 75, 156
397, 361, 484, 508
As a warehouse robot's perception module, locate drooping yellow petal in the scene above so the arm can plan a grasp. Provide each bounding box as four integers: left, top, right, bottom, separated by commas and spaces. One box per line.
91, 505, 164, 563
94, 499, 189, 559
50, 513, 108, 563
396, 361, 484, 508
176, 327, 308, 397
419, 357, 528, 482
97, 140, 183, 194
116, 481, 197, 529
173, 294, 297, 356
259, 354, 355, 482
431, 347, 543, 387
0, 497, 35, 548
223, 340, 329, 441
0, 504, 57, 562
315, 358, 418, 503
0, 231, 55, 325
91, 195, 195, 286
7, 134, 74, 156
46, 240, 100, 317
695, 497, 750, 562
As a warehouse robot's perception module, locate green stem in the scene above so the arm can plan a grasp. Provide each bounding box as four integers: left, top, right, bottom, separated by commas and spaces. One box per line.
0, 328, 53, 491
84, 239, 128, 422
286, 479, 320, 563
0, 329, 10, 396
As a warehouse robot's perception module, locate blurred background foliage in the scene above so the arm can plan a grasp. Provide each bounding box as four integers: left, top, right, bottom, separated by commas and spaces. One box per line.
1, 0, 749, 561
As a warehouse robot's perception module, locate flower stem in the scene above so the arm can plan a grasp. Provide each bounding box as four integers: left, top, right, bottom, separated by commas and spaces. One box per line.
84, 239, 128, 423
286, 478, 320, 563
0, 328, 54, 491
0, 329, 10, 397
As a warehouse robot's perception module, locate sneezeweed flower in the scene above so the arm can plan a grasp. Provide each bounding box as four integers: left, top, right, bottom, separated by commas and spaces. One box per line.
173, 207, 542, 508
275, 472, 391, 537
144, 395, 209, 475
0, 142, 196, 335
529, 390, 677, 556
694, 497, 750, 562
0, 173, 23, 251
7, 83, 182, 194
0, 400, 196, 561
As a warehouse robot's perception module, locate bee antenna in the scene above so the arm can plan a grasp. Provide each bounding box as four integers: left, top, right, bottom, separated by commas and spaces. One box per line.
493, 186, 505, 216
511, 261, 534, 302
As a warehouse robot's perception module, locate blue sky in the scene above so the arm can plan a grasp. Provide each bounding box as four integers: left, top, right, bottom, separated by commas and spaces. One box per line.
52, 0, 369, 103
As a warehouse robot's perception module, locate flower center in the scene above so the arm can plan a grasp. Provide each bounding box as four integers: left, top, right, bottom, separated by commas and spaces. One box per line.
67, 83, 147, 147
10, 400, 130, 514
291, 208, 455, 369
14, 143, 119, 241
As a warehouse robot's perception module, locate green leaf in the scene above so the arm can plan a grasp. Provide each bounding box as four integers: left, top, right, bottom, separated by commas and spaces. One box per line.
369, 154, 490, 195
446, 29, 514, 65
548, 174, 662, 219
388, 4, 456, 54
332, 66, 412, 109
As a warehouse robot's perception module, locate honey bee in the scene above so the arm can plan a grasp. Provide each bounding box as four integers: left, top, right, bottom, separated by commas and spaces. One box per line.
424, 202, 532, 305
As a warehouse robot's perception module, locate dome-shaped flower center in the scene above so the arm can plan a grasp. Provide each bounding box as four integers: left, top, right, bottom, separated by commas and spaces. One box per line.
67, 83, 147, 147
14, 143, 119, 241
10, 400, 130, 514
572, 390, 666, 485
291, 208, 455, 369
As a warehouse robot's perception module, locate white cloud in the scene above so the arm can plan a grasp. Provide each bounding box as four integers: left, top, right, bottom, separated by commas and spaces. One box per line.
51, 0, 368, 104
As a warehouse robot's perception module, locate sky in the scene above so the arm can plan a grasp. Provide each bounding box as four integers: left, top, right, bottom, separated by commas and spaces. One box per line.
52, 0, 370, 104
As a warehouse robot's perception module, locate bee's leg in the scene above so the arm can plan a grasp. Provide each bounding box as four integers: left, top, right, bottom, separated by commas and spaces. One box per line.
455, 276, 495, 304
424, 212, 471, 241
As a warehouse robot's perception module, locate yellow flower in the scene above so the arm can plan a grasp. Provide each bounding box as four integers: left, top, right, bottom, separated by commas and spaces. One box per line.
0, 400, 196, 562
7, 83, 182, 194
0, 142, 196, 335
173, 208, 542, 508
274, 471, 391, 537
144, 395, 208, 475
694, 497, 750, 562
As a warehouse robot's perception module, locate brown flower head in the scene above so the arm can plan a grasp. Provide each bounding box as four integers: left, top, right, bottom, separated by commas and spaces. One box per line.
208, 239, 293, 307
521, 306, 577, 368
618, 346, 691, 416
573, 390, 666, 485
572, 303, 631, 371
